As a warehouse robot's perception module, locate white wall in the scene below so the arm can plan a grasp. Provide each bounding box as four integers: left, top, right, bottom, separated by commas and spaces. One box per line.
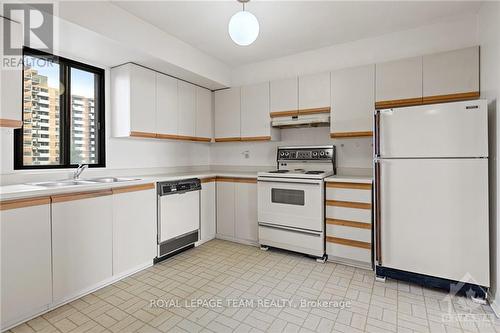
478, 1, 500, 316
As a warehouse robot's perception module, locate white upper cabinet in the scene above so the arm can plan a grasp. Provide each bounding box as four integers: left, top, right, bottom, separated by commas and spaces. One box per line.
299, 72, 331, 110
331, 65, 375, 137
241, 82, 271, 139
270, 77, 298, 114
214, 88, 241, 140
111, 63, 156, 137
375, 56, 423, 107
195, 87, 213, 141
0, 18, 23, 127
177, 81, 197, 137
156, 73, 178, 136
423, 46, 479, 100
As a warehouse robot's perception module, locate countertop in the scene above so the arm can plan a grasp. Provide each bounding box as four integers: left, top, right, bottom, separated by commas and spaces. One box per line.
324, 175, 373, 184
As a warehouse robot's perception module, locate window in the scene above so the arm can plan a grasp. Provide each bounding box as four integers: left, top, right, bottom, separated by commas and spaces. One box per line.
15, 48, 105, 169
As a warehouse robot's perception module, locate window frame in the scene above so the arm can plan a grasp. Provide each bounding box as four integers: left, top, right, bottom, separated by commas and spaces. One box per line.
14, 47, 106, 170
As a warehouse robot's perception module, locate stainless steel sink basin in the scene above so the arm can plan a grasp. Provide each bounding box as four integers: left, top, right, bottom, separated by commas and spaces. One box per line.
86, 177, 140, 183
31, 180, 98, 187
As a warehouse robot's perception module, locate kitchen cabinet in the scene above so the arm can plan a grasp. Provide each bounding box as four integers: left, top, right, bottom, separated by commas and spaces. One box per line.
214, 88, 241, 141
195, 87, 213, 141
298, 72, 331, 111
330, 65, 375, 138
1, 198, 52, 329
235, 182, 258, 243
241, 82, 279, 141
375, 56, 423, 109
216, 181, 236, 237
156, 73, 178, 137
112, 184, 156, 276
270, 77, 298, 116
325, 181, 372, 269
0, 18, 23, 128
177, 81, 197, 137
111, 63, 156, 138
200, 179, 216, 244
51, 190, 113, 302
422, 46, 479, 103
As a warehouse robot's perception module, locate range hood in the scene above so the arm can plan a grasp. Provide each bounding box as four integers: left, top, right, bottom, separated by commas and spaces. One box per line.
271, 113, 330, 128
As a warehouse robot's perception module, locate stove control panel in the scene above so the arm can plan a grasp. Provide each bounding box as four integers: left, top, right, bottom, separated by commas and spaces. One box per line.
277, 146, 335, 161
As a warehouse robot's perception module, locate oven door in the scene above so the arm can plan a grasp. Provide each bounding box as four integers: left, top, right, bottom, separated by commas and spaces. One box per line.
257, 176, 324, 232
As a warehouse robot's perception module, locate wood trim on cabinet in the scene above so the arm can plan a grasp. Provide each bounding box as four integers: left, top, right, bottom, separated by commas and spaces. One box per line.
326, 200, 372, 210
112, 183, 155, 194
422, 91, 480, 105
0, 118, 23, 128
201, 177, 216, 183
326, 236, 371, 249
269, 110, 298, 118
326, 182, 372, 190
51, 189, 113, 203
0, 196, 51, 211
330, 131, 373, 139
192, 137, 212, 142
214, 137, 242, 142
157, 134, 212, 142
375, 97, 423, 109
240, 136, 271, 142
326, 218, 371, 229
216, 176, 257, 184
130, 131, 157, 139
298, 107, 331, 115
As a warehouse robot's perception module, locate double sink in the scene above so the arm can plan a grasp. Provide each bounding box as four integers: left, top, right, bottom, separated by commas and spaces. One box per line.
31, 177, 140, 188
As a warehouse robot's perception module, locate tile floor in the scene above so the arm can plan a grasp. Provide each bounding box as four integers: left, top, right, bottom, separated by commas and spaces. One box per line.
8, 240, 500, 333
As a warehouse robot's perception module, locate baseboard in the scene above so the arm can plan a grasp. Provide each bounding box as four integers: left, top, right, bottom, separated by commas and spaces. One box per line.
328, 256, 373, 271
215, 234, 259, 247
1, 261, 153, 332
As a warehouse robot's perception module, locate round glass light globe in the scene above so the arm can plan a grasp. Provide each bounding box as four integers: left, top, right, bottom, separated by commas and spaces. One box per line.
228, 10, 259, 46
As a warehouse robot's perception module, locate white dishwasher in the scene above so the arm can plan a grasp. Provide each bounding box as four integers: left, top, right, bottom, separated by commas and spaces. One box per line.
156, 178, 201, 261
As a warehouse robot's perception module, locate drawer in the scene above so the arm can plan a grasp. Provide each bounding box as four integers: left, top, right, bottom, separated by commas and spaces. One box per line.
326, 223, 371, 243
326, 242, 371, 263
326, 205, 371, 223
326, 187, 371, 203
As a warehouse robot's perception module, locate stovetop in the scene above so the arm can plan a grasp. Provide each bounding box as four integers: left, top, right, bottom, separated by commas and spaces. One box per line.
258, 169, 334, 179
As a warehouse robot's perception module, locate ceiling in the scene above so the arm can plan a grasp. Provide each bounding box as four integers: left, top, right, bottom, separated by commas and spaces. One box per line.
112, 1, 482, 68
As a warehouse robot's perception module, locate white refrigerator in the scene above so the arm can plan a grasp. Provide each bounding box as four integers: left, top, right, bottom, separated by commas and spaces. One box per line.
374, 99, 489, 288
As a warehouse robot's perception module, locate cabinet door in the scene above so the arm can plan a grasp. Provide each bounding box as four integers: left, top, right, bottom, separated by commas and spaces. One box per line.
299, 72, 331, 110
270, 77, 298, 114
156, 74, 178, 136
178, 81, 196, 137
195, 87, 213, 140
235, 182, 258, 243
375, 57, 423, 108
216, 181, 235, 238
52, 193, 113, 302
1, 201, 52, 328
129, 64, 156, 133
214, 88, 241, 139
423, 46, 479, 102
113, 187, 156, 276
200, 181, 216, 243
331, 65, 375, 136
0, 18, 23, 127
241, 82, 271, 139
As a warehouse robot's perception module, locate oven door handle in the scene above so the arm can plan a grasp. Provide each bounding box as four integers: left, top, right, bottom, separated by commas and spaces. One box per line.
257, 177, 323, 185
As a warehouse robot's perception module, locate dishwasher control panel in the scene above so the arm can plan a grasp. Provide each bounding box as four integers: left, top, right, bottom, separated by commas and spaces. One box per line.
158, 178, 201, 195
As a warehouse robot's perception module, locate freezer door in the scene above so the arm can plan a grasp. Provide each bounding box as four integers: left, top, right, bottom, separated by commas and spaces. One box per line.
377, 158, 489, 286
378, 100, 488, 158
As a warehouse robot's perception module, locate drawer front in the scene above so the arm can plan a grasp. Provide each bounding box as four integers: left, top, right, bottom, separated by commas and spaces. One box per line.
326, 224, 371, 243
326, 187, 371, 203
326, 242, 371, 263
326, 206, 371, 223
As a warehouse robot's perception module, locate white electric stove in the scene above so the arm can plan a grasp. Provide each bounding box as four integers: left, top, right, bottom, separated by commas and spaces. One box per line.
257, 145, 336, 261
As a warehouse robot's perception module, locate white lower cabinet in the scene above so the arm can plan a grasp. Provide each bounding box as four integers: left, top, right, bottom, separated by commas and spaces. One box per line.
1, 199, 52, 329
112, 186, 156, 276
216, 179, 258, 244
200, 180, 216, 243
52, 191, 113, 303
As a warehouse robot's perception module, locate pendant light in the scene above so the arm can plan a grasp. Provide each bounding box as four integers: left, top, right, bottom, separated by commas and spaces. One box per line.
228, 0, 260, 46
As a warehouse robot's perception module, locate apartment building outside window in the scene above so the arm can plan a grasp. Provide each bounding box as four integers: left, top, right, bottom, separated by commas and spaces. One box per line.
14, 48, 105, 169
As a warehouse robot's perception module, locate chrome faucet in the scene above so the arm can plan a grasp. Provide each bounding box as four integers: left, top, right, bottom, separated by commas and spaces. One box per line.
73, 164, 88, 180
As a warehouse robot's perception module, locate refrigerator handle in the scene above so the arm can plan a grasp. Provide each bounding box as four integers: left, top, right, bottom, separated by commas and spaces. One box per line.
374, 110, 381, 158
374, 159, 382, 265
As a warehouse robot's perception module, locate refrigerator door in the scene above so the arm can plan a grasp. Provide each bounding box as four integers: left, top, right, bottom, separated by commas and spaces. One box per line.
378, 100, 488, 158
377, 158, 489, 286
